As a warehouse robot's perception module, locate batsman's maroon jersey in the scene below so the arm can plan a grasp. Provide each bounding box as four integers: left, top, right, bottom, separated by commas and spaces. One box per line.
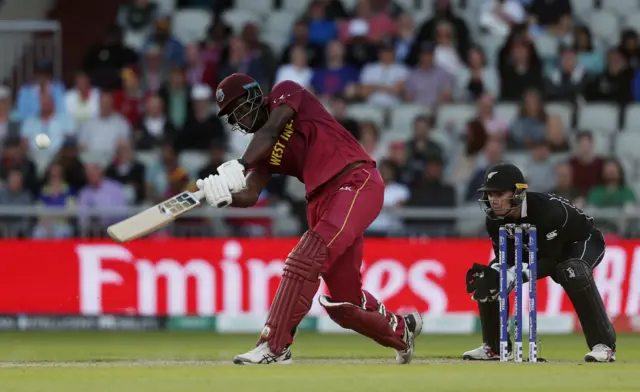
255, 80, 374, 197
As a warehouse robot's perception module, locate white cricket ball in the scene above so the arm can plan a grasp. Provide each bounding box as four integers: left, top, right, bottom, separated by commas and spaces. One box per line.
35, 133, 51, 149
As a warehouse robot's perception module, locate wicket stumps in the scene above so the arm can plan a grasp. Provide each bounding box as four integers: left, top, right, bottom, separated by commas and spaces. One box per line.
498, 224, 538, 363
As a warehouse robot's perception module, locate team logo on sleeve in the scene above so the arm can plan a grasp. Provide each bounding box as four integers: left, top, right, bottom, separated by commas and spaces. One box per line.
216, 89, 225, 102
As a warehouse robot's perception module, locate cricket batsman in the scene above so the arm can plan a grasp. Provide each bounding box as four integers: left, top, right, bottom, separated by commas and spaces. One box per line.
464, 163, 616, 362
194, 74, 422, 365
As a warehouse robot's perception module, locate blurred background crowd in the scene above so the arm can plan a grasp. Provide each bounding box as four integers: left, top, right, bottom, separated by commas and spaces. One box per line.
1, 0, 640, 239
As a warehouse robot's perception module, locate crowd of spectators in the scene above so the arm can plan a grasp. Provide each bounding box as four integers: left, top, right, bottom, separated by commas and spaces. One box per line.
0, 0, 639, 238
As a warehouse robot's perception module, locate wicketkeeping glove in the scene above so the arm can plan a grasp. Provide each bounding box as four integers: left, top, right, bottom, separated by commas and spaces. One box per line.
466, 262, 531, 303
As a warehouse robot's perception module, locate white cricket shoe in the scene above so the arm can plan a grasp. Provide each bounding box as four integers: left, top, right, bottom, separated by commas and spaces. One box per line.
233, 341, 293, 365
395, 312, 423, 364
462, 344, 513, 360
584, 344, 616, 363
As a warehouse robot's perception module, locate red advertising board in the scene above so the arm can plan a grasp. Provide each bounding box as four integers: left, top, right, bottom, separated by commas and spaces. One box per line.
1, 239, 639, 317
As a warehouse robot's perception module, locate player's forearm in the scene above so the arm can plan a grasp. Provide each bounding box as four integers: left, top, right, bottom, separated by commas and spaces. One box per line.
230, 189, 259, 208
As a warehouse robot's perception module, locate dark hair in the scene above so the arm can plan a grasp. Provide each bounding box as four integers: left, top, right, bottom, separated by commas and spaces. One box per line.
573, 25, 594, 52
603, 158, 626, 187
576, 130, 593, 143
518, 88, 547, 121
466, 119, 488, 155
359, 121, 379, 141
466, 45, 487, 67
414, 114, 434, 127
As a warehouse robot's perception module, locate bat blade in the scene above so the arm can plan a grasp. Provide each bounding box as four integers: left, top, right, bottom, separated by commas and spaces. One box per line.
107, 190, 205, 243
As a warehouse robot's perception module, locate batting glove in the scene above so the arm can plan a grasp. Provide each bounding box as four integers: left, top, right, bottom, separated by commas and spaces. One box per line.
196, 174, 232, 208
217, 159, 246, 193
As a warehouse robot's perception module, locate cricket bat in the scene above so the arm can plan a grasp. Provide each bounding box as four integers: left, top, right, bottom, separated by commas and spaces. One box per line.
107, 190, 206, 243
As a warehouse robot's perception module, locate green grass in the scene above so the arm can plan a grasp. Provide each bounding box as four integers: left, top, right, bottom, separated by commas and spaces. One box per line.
0, 332, 639, 392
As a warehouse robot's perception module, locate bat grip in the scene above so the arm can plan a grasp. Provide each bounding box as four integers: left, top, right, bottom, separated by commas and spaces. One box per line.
192, 189, 231, 208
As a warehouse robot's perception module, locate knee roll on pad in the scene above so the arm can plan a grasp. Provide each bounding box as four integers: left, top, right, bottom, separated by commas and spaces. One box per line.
318, 294, 407, 351
263, 231, 326, 354
555, 259, 616, 350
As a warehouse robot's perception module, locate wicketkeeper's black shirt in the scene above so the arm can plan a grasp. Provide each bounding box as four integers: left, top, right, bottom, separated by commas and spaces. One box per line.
485, 192, 596, 266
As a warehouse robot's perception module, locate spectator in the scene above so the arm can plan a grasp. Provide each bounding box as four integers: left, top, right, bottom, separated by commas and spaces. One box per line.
219, 37, 267, 88
405, 155, 456, 236
0, 86, 21, 144
551, 161, 582, 204
32, 162, 75, 239
358, 39, 409, 107
619, 29, 640, 69
479, 0, 526, 38
142, 16, 185, 66
433, 21, 465, 77
105, 138, 146, 204
83, 25, 139, 90
544, 44, 588, 103
78, 91, 131, 160
0, 168, 33, 237
456, 46, 500, 101
585, 47, 634, 104
159, 66, 193, 131
344, 19, 379, 70
319, 0, 349, 19
339, 0, 397, 44
117, 0, 158, 51
274, 45, 314, 88
176, 84, 226, 151
330, 96, 359, 139
387, 140, 415, 185
500, 38, 543, 101
522, 141, 555, 192
184, 42, 217, 89
200, 22, 232, 69
405, 115, 443, 171
408, 0, 470, 67
113, 67, 148, 127
281, 20, 325, 69
0, 137, 38, 196
587, 159, 636, 209
497, 23, 542, 83
140, 45, 169, 94
57, 137, 87, 192
404, 42, 454, 107
509, 89, 567, 151
394, 13, 416, 63
358, 121, 383, 161
572, 25, 605, 75
472, 93, 509, 140
135, 94, 177, 150
15, 60, 65, 120
367, 159, 409, 236
77, 161, 128, 235
146, 141, 186, 202
466, 138, 504, 201
371, 0, 405, 18
21, 93, 75, 160
64, 71, 101, 125
445, 119, 488, 186
197, 140, 227, 179
526, 0, 573, 38
311, 40, 360, 99
569, 131, 605, 196
242, 23, 277, 89
305, 0, 338, 46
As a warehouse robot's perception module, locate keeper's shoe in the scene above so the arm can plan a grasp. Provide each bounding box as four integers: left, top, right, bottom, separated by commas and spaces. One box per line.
462, 344, 513, 360
233, 341, 293, 365
395, 312, 423, 364
584, 344, 616, 363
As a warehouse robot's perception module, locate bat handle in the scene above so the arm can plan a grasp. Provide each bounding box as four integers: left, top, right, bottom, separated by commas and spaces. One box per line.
192, 189, 231, 208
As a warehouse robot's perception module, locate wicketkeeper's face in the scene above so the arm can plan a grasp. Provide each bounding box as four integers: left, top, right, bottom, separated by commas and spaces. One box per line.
487, 191, 514, 216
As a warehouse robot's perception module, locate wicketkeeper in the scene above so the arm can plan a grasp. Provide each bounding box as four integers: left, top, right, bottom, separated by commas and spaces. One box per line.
464, 163, 616, 362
